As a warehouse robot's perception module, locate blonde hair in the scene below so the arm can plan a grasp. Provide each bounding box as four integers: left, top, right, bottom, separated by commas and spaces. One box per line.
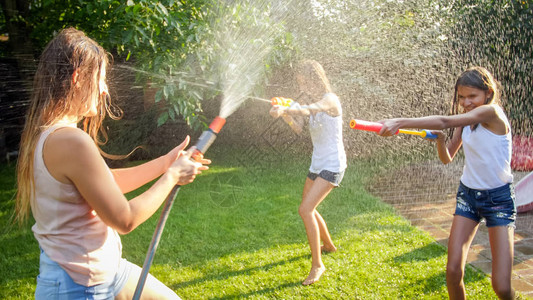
295, 59, 333, 95
15, 28, 122, 225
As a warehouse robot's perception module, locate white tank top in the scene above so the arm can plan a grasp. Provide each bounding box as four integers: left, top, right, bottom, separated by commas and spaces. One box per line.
309, 93, 347, 173
31, 123, 122, 286
460, 105, 513, 189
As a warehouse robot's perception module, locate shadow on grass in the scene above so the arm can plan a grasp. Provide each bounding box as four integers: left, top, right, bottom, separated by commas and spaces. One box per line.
209, 281, 302, 300
398, 267, 489, 296
393, 244, 489, 295
171, 253, 307, 290
393, 242, 446, 263
402, 271, 447, 295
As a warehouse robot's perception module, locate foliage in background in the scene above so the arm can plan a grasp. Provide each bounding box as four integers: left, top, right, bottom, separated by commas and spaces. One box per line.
274, 0, 532, 161
151, 0, 295, 128
444, 0, 533, 135
0, 0, 294, 131
2, 0, 531, 155
279, 0, 458, 160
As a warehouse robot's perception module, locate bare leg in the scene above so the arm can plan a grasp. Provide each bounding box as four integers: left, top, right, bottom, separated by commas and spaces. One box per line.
488, 225, 515, 300
314, 211, 337, 252
299, 177, 334, 285
446, 215, 479, 300
115, 261, 180, 300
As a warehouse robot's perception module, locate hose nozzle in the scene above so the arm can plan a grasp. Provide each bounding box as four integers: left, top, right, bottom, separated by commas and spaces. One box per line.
208, 116, 226, 134
192, 116, 226, 160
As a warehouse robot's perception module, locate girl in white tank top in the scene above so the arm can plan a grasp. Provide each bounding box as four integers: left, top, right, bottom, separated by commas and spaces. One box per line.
269, 60, 346, 286
376, 67, 515, 299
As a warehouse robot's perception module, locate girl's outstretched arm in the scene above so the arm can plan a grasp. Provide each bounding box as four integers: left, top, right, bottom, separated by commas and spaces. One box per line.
43, 128, 209, 234
377, 104, 501, 136
270, 93, 341, 118
110, 137, 210, 194
285, 93, 341, 117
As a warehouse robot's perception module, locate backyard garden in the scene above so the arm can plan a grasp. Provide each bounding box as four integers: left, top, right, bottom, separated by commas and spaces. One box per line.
0, 0, 532, 299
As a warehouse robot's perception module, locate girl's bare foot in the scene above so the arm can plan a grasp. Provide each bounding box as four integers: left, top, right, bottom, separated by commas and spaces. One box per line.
302, 266, 326, 286
321, 245, 337, 253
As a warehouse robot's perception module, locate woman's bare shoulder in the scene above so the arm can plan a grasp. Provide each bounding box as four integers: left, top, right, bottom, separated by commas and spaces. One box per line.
47, 126, 93, 149
45, 126, 100, 165
43, 126, 101, 183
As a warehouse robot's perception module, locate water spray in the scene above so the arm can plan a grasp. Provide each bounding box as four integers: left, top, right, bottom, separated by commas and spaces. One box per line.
349, 119, 437, 139
133, 116, 226, 300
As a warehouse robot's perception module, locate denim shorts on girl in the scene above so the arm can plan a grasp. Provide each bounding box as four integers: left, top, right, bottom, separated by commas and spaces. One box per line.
35, 248, 132, 300
307, 170, 345, 187
454, 181, 516, 228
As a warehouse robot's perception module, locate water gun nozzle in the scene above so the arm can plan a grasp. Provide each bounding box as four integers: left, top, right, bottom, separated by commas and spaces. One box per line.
271, 97, 294, 107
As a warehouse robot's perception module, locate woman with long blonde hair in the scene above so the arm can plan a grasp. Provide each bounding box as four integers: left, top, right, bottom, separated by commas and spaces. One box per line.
16, 27, 208, 299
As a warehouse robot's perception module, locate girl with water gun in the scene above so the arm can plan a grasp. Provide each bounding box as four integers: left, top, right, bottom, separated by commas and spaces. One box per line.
270, 60, 347, 285
15, 28, 210, 299
377, 67, 515, 300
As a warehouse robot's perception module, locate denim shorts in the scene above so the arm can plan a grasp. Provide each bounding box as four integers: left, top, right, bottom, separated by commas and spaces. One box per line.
307, 170, 345, 187
454, 181, 516, 228
35, 248, 132, 300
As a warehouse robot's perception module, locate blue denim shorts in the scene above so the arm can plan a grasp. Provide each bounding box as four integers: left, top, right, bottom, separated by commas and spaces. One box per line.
307, 170, 345, 187
454, 181, 516, 228
35, 248, 132, 300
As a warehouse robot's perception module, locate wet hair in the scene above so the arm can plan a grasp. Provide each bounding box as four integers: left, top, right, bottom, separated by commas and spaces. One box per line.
451, 66, 501, 115
15, 27, 121, 225
295, 59, 333, 96
450, 66, 501, 131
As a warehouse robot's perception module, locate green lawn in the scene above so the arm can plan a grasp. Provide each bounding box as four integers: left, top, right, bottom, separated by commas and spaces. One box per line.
0, 146, 500, 299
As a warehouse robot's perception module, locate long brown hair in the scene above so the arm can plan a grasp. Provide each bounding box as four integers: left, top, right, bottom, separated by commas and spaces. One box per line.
450, 66, 501, 131
451, 66, 501, 113
15, 28, 122, 225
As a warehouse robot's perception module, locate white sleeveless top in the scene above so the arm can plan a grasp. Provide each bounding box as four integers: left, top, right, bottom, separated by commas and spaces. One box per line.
460, 105, 513, 189
31, 123, 122, 286
308, 93, 347, 173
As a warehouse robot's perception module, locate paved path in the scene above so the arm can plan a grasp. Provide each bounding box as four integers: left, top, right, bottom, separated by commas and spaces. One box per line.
369, 160, 533, 298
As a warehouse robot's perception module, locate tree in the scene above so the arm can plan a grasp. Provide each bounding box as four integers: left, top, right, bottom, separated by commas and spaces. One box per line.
0, 0, 293, 130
